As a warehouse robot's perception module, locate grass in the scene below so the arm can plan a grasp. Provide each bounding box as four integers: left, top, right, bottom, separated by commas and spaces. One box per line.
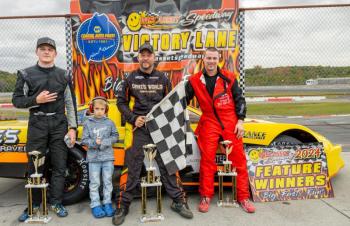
247, 102, 350, 116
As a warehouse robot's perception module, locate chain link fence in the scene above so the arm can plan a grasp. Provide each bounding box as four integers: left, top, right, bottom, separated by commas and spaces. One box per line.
241, 5, 350, 86
0, 16, 68, 95
0, 5, 349, 96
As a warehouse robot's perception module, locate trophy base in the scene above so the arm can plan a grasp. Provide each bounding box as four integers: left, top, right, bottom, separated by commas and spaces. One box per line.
140, 213, 164, 223
25, 216, 52, 224
217, 200, 239, 208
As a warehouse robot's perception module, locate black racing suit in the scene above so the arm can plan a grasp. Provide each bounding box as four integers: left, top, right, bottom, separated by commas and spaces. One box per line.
116, 69, 186, 209
12, 64, 77, 205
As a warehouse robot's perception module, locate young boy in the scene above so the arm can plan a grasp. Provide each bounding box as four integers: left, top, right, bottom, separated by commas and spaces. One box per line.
82, 96, 119, 218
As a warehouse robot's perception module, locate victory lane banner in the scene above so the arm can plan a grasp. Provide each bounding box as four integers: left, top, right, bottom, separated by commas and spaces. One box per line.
246, 143, 334, 202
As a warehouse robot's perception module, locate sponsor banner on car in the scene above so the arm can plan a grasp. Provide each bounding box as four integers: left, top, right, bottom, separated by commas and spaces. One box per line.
246, 143, 334, 202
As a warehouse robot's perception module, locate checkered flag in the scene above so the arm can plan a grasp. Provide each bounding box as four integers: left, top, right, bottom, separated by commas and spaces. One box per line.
146, 82, 196, 175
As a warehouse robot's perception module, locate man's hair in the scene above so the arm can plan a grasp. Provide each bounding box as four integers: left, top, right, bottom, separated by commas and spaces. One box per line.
205, 47, 219, 53
93, 99, 108, 108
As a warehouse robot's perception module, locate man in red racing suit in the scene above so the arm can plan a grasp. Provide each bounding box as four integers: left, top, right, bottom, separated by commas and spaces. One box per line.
185, 47, 255, 213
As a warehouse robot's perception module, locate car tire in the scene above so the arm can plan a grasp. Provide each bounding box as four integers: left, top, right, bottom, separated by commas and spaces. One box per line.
62, 147, 89, 205
271, 135, 302, 146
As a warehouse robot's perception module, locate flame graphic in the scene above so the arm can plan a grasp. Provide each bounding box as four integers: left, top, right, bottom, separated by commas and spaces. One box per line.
73, 47, 120, 105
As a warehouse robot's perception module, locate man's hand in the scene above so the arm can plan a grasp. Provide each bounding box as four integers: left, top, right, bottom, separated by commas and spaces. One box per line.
135, 116, 146, 128
234, 120, 244, 139
36, 90, 57, 104
66, 129, 76, 146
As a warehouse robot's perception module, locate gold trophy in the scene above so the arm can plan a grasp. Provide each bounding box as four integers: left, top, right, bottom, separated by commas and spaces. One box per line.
217, 140, 238, 207
140, 144, 164, 223
25, 150, 51, 223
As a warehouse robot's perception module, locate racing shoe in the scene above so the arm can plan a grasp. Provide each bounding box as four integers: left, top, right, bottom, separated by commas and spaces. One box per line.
198, 196, 211, 213
18, 205, 40, 222
170, 201, 193, 219
50, 203, 68, 217
239, 199, 255, 213
112, 207, 128, 225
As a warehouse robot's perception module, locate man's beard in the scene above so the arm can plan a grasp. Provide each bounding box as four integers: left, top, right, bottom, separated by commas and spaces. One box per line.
140, 62, 152, 70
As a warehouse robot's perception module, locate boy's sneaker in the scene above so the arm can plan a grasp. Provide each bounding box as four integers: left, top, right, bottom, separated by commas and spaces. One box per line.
170, 201, 193, 219
112, 207, 128, 225
198, 197, 211, 213
239, 199, 255, 213
50, 203, 68, 217
103, 203, 115, 217
18, 206, 40, 222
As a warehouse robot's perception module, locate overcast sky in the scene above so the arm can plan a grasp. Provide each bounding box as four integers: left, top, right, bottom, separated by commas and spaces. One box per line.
0, 0, 349, 72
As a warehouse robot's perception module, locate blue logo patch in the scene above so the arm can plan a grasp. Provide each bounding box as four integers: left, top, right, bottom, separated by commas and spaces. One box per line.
76, 13, 120, 62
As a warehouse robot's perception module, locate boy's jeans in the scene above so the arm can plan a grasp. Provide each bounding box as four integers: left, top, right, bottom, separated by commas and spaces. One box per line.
89, 161, 114, 208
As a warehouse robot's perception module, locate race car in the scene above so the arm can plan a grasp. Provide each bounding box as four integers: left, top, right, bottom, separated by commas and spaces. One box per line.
0, 100, 344, 205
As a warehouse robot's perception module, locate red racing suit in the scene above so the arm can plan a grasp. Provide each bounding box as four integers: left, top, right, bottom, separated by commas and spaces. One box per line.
187, 69, 249, 201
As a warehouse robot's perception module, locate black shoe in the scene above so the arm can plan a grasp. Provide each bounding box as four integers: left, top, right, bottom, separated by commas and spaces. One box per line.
112, 207, 128, 225
171, 202, 193, 219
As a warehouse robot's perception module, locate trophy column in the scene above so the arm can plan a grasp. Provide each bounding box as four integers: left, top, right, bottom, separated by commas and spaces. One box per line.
217, 140, 239, 207
25, 151, 52, 223
140, 144, 164, 223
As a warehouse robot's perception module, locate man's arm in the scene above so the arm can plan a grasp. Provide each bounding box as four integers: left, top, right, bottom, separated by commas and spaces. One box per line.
185, 81, 195, 104
64, 73, 78, 129
231, 80, 246, 120
12, 70, 38, 109
116, 79, 138, 125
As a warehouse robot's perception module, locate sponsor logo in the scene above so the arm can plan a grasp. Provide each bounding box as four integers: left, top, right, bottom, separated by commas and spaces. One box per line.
76, 13, 120, 62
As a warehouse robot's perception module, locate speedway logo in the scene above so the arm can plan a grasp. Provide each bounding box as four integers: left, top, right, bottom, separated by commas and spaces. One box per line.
179, 11, 235, 27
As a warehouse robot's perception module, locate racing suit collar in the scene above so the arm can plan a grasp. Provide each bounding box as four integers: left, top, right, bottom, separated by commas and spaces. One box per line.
36, 62, 56, 72
138, 68, 156, 77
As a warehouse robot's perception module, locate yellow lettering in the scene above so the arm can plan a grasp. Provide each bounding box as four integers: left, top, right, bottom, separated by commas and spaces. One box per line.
122, 35, 132, 52
217, 30, 227, 48
286, 177, 296, 188
302, 163, 312, 174
161, 33, 170, 51
282, 165, 291, 176
195, 31, 203, 49
181, 31, 190, 49
275, 178, 285, 189
228, 30, 237, 48
313, 162, 321, 173
133, 34, 139, 52
272, 165, 282, 176
140, 34, 150, 45
291, 164, 301, 175
151, 34, 160, 51
297, 177, 304, 187
264, 165, 272, 177
255, 166, 264, 177
305, 176, 315, 186
205, 31, 215, 48
171, 33, 181, 50
255, 179, 268, 190
315, 175, 326, 186
269, 178, 275, 189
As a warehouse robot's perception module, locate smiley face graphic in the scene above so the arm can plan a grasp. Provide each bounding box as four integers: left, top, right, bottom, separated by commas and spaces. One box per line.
248, 149, 261, 163
127, 12, 142, 31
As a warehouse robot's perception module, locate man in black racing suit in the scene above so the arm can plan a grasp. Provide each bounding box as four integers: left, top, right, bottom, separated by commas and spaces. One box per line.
12, 37, 77, 221
112, 43, 193, 225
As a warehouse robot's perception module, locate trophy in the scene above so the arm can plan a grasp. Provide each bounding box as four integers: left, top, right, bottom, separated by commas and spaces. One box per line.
217, 140, 238, 207
25, 151, 51, 223
140, 144, 164, 223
